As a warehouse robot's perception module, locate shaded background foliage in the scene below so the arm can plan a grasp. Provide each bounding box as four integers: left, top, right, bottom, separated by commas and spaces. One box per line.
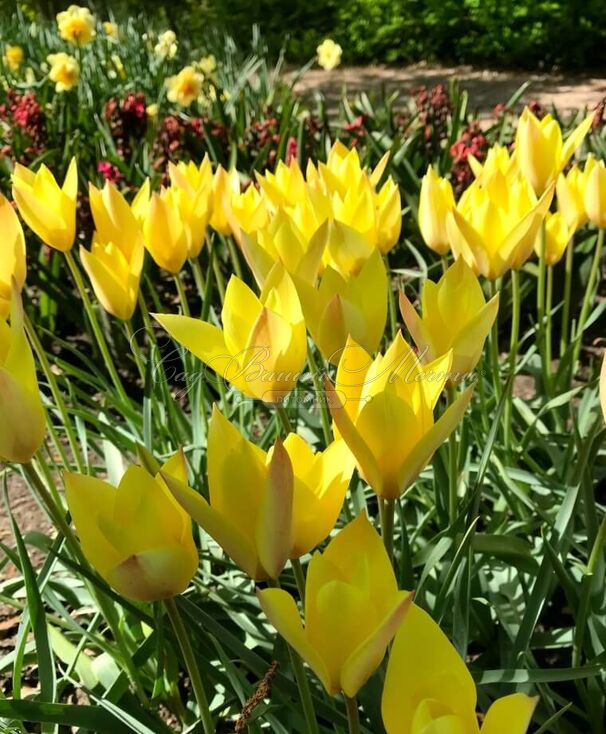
7, 0, 606, 71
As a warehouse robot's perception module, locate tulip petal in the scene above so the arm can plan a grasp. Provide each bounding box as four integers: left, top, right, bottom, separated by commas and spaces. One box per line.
481, 693, 538, 734
397, 383, 474, 493
450, 293, 500, 377
560, 112, 594, 170
600, 352, 606, 424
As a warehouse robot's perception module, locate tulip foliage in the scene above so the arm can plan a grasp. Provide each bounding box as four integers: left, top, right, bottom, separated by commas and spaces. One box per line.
2, 99, 606, 734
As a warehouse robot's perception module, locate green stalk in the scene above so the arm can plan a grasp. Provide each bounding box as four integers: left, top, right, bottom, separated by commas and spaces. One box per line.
200, 244, 215, 323
23, 312, 85, 472
572, 228, 604, 371
291, 557, 307, 604
447, 384, 459, 523
190, 255, 206, 302
560, 236, 574, 357
223, 234, 243, 280
124, 320, 146, 383
345, 695, 361, 734
489, 280, 501, 401
503, 269, 521, 454
307, 344, 331, 446
173, 272, 191, 317
381, 497, 396, 564
275, 402, 293, 435
64, 250, 129, 403
212, 245, 226, 304
386, 262, 398, 340
164, 598, 214, 734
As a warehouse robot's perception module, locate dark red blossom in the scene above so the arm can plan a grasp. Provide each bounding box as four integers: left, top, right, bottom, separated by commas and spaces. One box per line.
97, 160, 123, 184
449, 122, 489, 196
0, 89, 47, 164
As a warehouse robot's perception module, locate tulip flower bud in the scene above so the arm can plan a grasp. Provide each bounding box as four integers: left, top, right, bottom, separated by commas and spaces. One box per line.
64, 451, 198, 602
534, 211, 571, 266
210, 166, 240, 235
383, 604, 538, 734
418, 165, 454, 255
469, 143, 518, 182
0, 287, 45, 463
400, 257, 499, 379
12, 158, 78, 252
0, 194, 26, 318
154, 261, 307, 402
583, 156, 606, 229
161, 406, 354, 579
227, 184, 270, 245
142, 189, 191, 274
515, 107, 594, 195
326, 334, 473, 499
556, 165, 588, 232
258, 514, 413, 697
256, 158, 307, 209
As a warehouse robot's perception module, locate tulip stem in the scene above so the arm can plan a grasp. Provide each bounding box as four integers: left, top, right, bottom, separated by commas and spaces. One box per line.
124, 320, 146, 383
275, 403, 293, 436
173, 273, 191, 317
503, 269, 521, 455
571, 228, 604, 372
190, 256, 207, 304
291, 557, 306, 604
344, 695, 361, 734
447, 384, 459, 523
164, 597, 214, 734
64, 250, 129, 404
381, 497, 396, 565
307, 344, 332, 446
488, 281, 501, 402
560, 237, 574, 358
536, 222, 553, 395
223, 234, 243, 281
200, 245, 215, 323
288, 644, 320, 734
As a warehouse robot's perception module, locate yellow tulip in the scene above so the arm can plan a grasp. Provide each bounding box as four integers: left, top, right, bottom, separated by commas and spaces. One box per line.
12, 157, 78, 252
210, 166, 241, 235
383, 604, 538, 734
154, 262, 306, 402
166, 65, 204, 108
298, 221, 388, 363
226, 184, 271, 244
316, 38, 342, 70
418, 165, 455, 255
469, 143, 518, 182
308, 142, 381, 199
375, 175, 402, 254
400, 257, 499, 379
583, 156, 606, 229
326, 333, 473, 499
446, 170, 553, 279
47, 52, 80, 92
81, 182, 145, 320
515, 107, 594, 195
534, 211, 570, 266
0, 195, 26, 318
64, 451, 198, 602
56, 5, 95, 46
258, 513, 413, 696
556, 164, 588, 232
162, 406, 354, 580
169, 156, 213, 197
0, 287, 45, 463
256, 158, 307, 210
600, 352, 606, 424
3, 45, 24, 72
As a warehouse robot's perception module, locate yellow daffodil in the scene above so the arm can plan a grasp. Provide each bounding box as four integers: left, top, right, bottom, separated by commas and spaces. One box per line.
56, 5, 95, 46
298, 221, 388, 363
47, 52, 80, 92
383, 604, 538, 734
583, 156, 606, 229
400, 257, 499, 379
154, 30, 178, 59
166, 65, 203, 107
258, 513, 413, 696
316, 38, 342, 70
81, 182, 145, 320
102, 21, 119, 40
0, 195, 26, 318
556, 164, 588, 232
210, 165, 241, 235
197, 54, 216, 75
0, 287, 45, 463
162, 406, 354, 580
418, 165, 455, 255
326, 333, 473, 499
12, 157, 78, 252
154, 262, 306, 402
3, 45, 24, 72
64, 451, 198, 602
515, 107, 594, 195
446, 171, 553, 279
534, 211, 570, 266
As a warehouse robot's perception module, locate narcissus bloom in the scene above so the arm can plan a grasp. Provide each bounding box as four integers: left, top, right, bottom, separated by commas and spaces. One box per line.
515, 107, 594, 195
446, 170, 553, 279
534, 211, 570, 266
583, 156, 606, 229
102, 21, 119, 40
162, 407, 354, 580
418, 165, 455, 255
12, 157, 78, 251
197, 54, 217, 76
400, 257, 499, 379
56, 5, 95, 46
64, 451, 198, 602
556, 164, 588, 232
316, 39, 342, 70
3, 45, 24, 72
166, 65, 203, 107
81, 182, 145, 320
383, 604, 538, 734
0, 288, 45, 463
326, 334, 473, 499
155, 262, 306, 402
0, 195, 26, 318
258, 514, 413, 696
298, 221, 388, 363
47, 52, 80, 92
154, 30, 178, 59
